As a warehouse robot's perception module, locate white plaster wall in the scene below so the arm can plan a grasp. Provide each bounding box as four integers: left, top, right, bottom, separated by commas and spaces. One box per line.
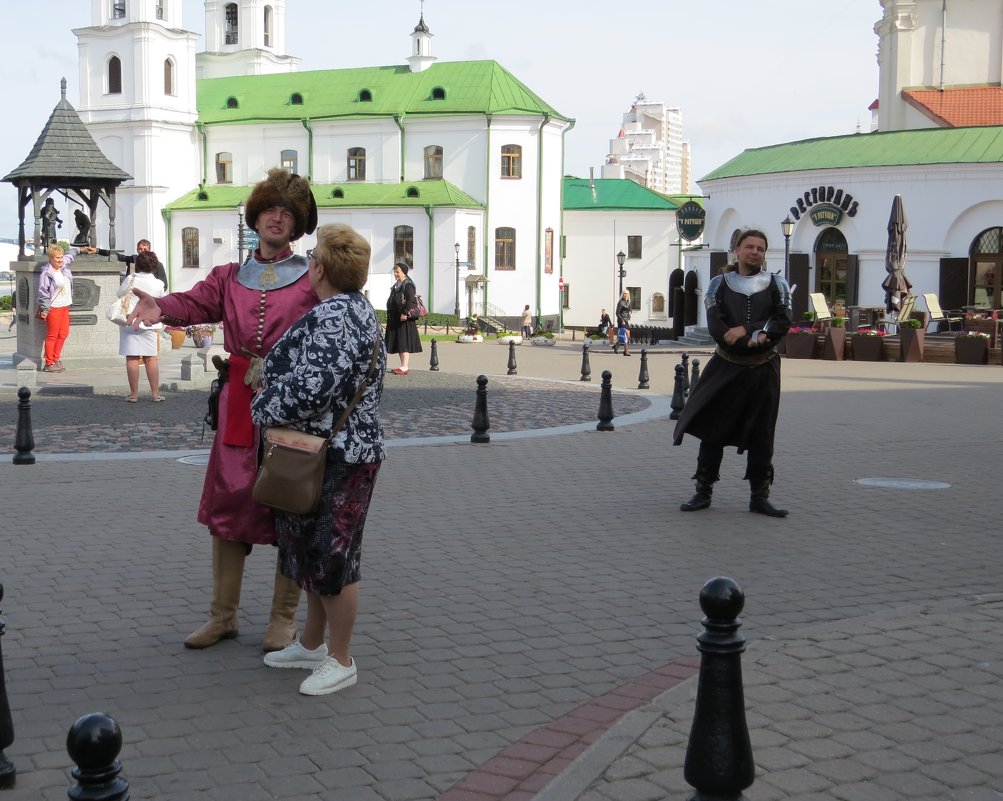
697, 162, 1003, 316
402, 117, 488, 200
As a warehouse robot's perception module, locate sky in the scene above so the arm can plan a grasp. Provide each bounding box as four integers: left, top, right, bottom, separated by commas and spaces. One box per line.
0, 0, 883, 241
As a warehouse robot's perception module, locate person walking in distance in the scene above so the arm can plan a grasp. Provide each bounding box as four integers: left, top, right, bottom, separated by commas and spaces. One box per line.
614, 290, 632, 355
129, 168, 319, 651
672, 229, 793, 517
521, 304, 533, 339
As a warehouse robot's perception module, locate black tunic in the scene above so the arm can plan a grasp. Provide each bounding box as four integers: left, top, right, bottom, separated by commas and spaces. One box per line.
673, 270, 792, 456
385, 278, 423, 354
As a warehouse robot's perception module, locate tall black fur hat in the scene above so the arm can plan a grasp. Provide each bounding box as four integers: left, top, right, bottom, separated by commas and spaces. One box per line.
245, 168, 318, 241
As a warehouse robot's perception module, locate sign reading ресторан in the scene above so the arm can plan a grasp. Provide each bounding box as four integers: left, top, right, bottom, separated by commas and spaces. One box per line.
675, 200, 706, 242
788, 185, 859, 224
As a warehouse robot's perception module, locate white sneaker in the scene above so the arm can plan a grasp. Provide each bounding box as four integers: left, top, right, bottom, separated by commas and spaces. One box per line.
263, 639, 327, 670
298, 656, 357, 696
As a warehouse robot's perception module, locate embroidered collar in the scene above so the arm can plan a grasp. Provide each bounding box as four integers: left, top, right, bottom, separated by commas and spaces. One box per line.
237, 252, 308, 290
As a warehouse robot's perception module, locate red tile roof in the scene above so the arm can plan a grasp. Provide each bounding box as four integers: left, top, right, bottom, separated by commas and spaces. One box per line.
903, 86, 1003, 127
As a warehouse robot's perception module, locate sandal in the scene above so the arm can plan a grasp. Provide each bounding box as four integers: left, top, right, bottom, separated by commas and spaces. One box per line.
152, 396, 165, 402
391, 368, 409, 375
125, 397, 138, 403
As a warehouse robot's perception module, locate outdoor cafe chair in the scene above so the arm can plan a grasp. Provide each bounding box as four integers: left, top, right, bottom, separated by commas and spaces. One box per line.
921, 293, 963, 333
876, 294, 917, 333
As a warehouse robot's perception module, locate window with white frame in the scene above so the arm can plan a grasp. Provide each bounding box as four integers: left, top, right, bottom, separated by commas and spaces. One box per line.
215, 152, 233, 184
108, 56, 122, 94
224, 3, 238, 44
424, 145, 443, 179
347, 148, 366, 181
280, 149, 298, 174
394, 225, 414, 267
182, 227, 200, 268
501, 145, 522, 179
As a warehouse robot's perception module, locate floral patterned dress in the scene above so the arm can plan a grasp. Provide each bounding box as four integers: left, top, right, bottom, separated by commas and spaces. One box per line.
251, 292, 387, 595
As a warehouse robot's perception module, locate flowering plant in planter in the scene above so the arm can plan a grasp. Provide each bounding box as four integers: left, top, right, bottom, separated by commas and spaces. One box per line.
955, 330, 990, 339
787, 326, 817, 334
186, 324, 218, 340
852, 328, 886, 337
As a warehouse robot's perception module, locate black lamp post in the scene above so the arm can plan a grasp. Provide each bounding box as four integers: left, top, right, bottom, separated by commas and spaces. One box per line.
454, 242, 461, 320
237, 201, 246, 264
781, 216, 794, 282
616, 250, 626, 297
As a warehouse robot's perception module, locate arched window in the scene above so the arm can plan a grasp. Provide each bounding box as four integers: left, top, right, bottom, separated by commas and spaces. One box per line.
501, 145, 521, 179
112, 1, 126, 19
467, 226, 476, 271
405, 186, 420, 198
347, 147, 366, 181
215, 152, 233, 184
182, 227, 200, 268
545, 228, 554, 274
224, 3, 239, 45
163, 58, 174, 95
431, 87, 446, 100
280, 149, 298, 173
394, 225, 414, 267
332, 188, 344, 198
155, 0, 165, 20
971, 227, 1003, 309
290, 92, 303, 105
495, 227, 516, 270
263, 5, 273, 47
225, 96, 239, 109
108, 56, 122, 94
814, 227, 849, 307
424, 145, 443, 179
358, 89, 372, 102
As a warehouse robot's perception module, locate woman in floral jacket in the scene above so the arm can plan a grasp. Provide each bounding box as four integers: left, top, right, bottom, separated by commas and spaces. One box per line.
251, 223, 386, 697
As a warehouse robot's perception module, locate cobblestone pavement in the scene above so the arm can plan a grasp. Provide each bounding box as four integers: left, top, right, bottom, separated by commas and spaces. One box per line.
0, 374, 648, 454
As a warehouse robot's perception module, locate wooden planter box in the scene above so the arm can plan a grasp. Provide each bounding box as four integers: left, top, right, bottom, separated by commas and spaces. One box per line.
955, 335, 989, 365
784, 332, 817, 359
823, 327, 846, 360
899, 327, 924, 362
850, 334, 885, 361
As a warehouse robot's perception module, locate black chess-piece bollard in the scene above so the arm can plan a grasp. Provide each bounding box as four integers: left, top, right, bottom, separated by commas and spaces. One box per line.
507, 341, 517, 375
429, 339, 440, 371
669, 363, 686, 420
637, 349, 650, 389
13, 387, 35, 466
470, 375, 490, 443
683, 577, 755, 801
596, 370, 614, 431
681, 352, 691, 394
66, 713, 129, 801
0, 585, 14, 790
580, 343, 591, 382
690, 358, 701, 396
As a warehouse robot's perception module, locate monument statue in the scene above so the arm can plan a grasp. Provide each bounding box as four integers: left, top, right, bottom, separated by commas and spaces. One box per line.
71, 209, 92, 247
40, 198, 62, 250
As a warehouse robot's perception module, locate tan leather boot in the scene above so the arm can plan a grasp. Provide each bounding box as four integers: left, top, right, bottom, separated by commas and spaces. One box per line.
261, 558, 301, 653
184, 537, 246, 649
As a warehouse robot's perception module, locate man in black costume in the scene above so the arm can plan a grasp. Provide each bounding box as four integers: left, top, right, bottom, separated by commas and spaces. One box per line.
672, 229, 793, 517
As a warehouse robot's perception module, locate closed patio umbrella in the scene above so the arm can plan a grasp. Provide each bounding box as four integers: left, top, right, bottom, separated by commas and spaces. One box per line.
882, 194, 912, 313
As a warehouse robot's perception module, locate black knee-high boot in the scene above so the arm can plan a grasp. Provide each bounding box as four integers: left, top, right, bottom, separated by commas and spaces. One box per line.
746, 465, 789, 517
680, 464, 719, 512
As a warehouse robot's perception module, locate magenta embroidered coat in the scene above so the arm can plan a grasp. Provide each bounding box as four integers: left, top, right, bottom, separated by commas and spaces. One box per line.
159, 262, 317, 544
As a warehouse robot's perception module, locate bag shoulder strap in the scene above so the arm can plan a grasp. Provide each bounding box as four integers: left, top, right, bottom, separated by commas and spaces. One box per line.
330, 328, 383, 436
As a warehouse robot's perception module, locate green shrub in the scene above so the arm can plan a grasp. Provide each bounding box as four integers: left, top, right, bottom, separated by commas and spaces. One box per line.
830, 316, 846, 328
0, 295, 12, 311
902, 318, 922, 329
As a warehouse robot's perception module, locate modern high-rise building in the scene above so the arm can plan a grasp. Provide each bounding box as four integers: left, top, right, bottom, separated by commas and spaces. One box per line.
601, 93, 690, 194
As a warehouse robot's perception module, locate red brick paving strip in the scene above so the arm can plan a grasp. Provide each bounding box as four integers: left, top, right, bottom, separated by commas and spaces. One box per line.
437, 656, 700, 801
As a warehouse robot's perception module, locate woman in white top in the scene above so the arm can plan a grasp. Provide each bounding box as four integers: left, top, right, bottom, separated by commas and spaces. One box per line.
119, 251, 166, 402
36, 244, 74, 372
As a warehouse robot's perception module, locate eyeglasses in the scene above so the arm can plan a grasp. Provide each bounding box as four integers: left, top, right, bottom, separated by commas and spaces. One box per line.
305, 248, 314, 261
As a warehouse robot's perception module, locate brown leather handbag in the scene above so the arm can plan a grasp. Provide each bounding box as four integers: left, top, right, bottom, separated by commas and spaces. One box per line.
252, 330, 382, 515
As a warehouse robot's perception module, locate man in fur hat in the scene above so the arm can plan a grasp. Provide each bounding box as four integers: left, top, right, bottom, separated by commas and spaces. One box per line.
130, 168, 318, 651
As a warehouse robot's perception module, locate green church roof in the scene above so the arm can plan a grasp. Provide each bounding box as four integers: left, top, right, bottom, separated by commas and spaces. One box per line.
197, 61, 569, 124
562, 177, 680, 211
165, 179, 482, 212
701, 125, 1003, 181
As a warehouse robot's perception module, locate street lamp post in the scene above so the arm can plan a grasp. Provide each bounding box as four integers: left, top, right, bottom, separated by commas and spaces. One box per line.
616, 250, 626, 297
781, 216, 794, 283
237, 201, 246, 264
454, 242, 461, 320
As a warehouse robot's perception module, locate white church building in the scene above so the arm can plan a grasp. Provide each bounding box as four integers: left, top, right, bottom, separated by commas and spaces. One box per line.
72, 0, 572, 324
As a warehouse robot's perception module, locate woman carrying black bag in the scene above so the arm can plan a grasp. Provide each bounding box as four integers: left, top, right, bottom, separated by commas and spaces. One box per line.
385, 262, 422, 375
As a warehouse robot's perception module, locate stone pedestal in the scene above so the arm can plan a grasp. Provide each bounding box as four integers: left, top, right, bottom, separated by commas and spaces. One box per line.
11, 254, 130, 369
